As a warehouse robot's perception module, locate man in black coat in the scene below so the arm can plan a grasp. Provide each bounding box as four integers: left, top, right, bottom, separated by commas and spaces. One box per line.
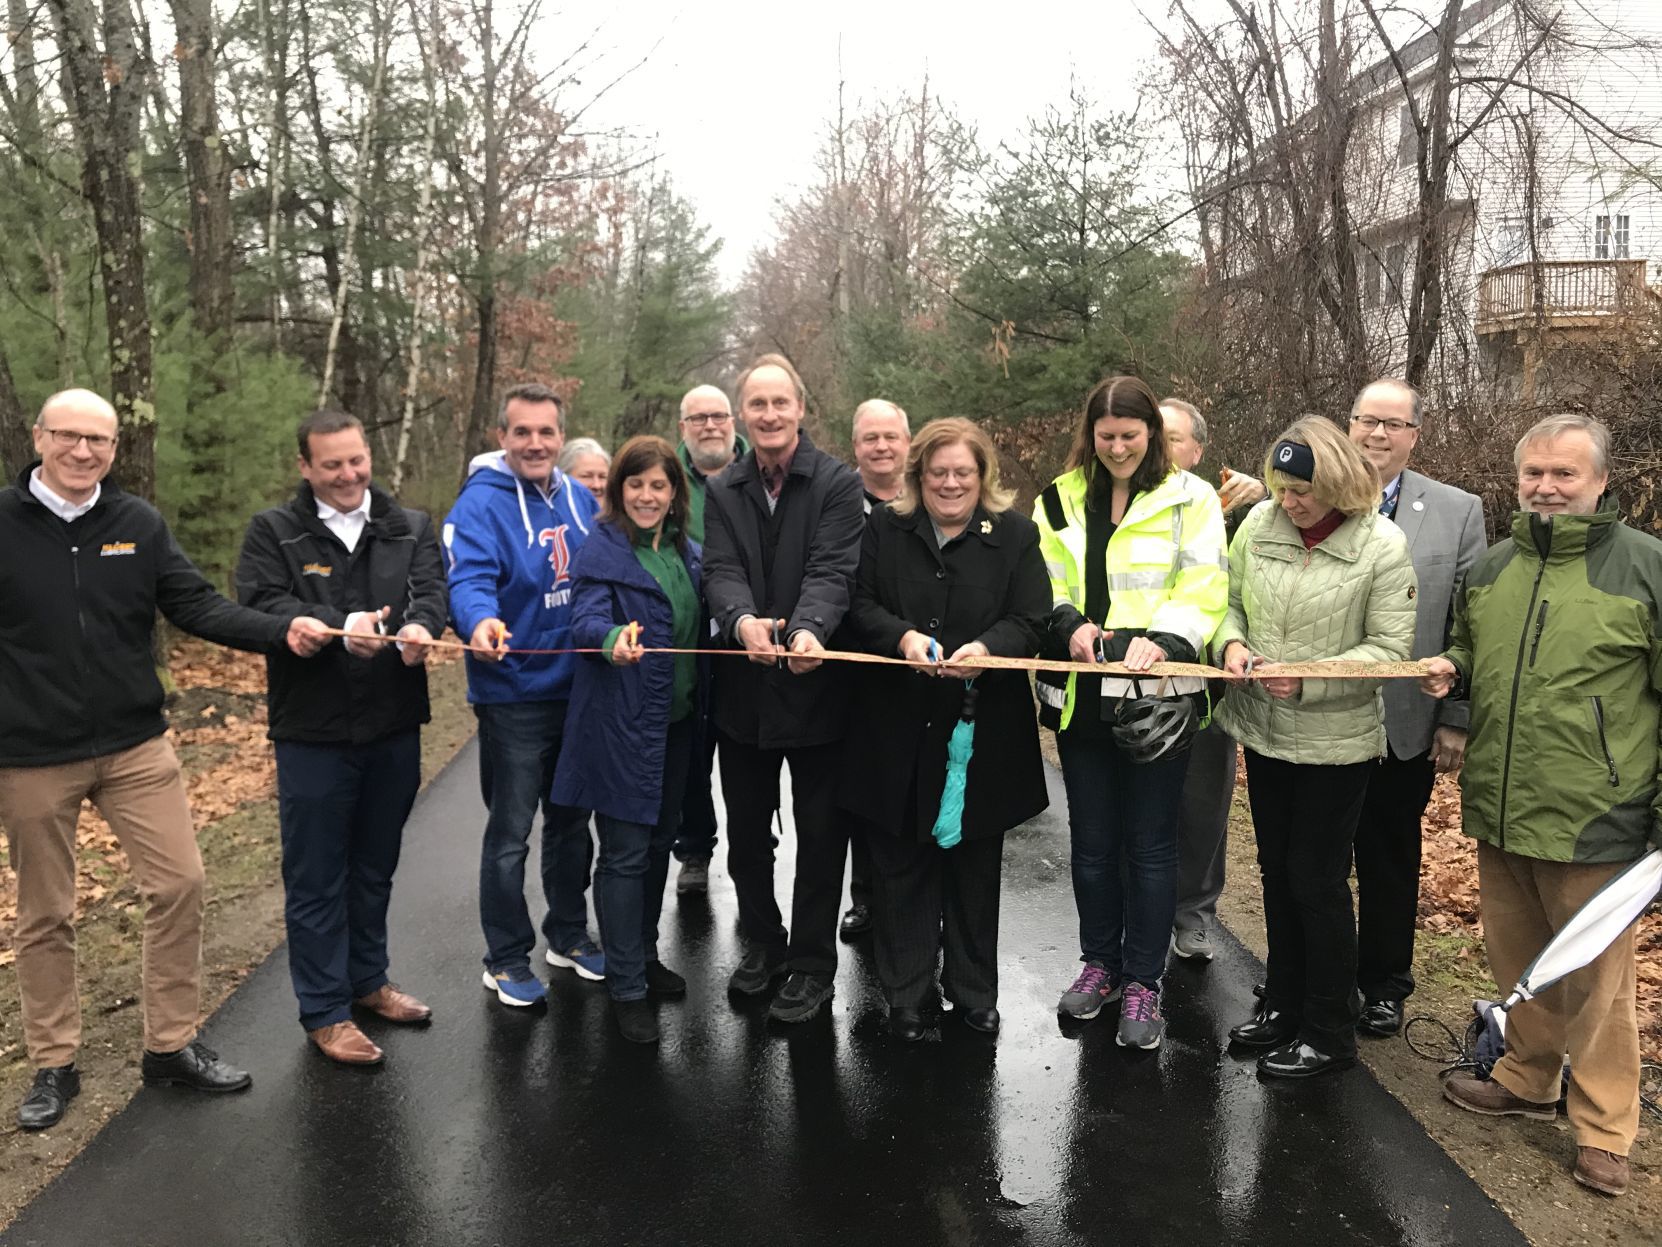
703, 354, 864, 1022
0, 389, 332, 1132
236, 409, 449, 1066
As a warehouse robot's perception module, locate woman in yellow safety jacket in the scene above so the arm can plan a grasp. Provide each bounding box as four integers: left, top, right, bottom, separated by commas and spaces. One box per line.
1035, 375, 1228, 1051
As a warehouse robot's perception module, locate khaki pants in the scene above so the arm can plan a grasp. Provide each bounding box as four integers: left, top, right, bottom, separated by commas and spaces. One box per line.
0, 736, 205, 1068
1477, 840, 1641, 1153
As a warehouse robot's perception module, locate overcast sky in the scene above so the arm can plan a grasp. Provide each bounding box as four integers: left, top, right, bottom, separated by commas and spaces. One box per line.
556, 1, 1169, 285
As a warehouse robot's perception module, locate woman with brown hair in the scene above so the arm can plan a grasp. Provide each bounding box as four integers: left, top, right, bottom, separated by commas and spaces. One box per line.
551, 436, 705, 1045
841, 418, 1051, 1041
1214, 415, 1416, 1078
1034, 376, 1228, 1050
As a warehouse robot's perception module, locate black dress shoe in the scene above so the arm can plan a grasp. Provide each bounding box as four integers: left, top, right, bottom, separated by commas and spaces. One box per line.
839, 904, 872, 939
1228, 1007, 1300, 1050
1256, 1041, 1355, 1079
1357, 999, 1404, 1038
613, 998, 660, 1044
960, 1007, 1000, 1036
645, 961, 687, 999
17, 1065, 79, 1131
888, 1007, 928, 1043
140, 1041, 252, 1093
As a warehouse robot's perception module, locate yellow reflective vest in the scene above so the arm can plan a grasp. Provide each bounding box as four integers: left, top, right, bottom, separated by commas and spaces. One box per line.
1033, 467, 1229, 730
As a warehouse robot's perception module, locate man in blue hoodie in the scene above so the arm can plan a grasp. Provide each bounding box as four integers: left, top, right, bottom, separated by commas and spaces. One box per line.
444, 382, 604, 1007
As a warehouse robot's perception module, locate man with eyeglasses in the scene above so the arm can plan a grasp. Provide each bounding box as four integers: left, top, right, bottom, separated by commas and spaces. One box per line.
672, 384, 748, 895
0, 389, 333, 1131
835, 398, 914, 941
1346, 378, 1486, 1038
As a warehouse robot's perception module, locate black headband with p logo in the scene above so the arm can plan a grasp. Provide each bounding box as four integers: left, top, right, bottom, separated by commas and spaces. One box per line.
1270, 440, 1315, 482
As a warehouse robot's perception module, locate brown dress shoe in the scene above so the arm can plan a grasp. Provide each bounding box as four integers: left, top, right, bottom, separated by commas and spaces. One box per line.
1441, 1073, 1557, 1120
354, 983, 433, 1025
1573, 1147, 1630, 1196
309, 1021, 384, 1066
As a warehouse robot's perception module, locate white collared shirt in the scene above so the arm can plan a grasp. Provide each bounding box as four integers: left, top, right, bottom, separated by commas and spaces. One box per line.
29, 468, 100, 522
316, 494, 372, 553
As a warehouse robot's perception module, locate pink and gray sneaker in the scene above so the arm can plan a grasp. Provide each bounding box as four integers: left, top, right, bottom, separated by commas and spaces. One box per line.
1058, 961, 1122, 1020
1116, 982, 1166, 1049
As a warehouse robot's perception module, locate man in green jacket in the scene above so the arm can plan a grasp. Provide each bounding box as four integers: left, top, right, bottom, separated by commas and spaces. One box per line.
1423, 412, 1657, 1199
672, 384, 747, 893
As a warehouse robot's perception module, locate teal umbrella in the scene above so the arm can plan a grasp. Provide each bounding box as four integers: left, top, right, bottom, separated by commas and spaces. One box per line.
930, 674, 979, 850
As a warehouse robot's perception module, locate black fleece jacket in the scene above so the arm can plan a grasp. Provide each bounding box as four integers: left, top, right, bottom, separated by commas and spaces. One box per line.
0, 464, 290, 767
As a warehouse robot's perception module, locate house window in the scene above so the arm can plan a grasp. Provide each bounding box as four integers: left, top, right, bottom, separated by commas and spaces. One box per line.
1397, 105, 1418, 170
1386, 243, 1407, 304
1496, 215, 1528, 265
1594, 215, 1628, 259
1364, 252, 1382, 306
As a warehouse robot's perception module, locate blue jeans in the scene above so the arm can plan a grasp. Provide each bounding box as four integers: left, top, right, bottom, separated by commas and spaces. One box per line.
275, 730, 420, 1030
1057, 731, 1186, 987
475, 701, 594, 973
596, 719, 695, 1001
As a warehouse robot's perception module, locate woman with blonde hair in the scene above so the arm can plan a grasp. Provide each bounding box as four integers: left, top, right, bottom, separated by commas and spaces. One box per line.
841, 418, 1050, 1041
1215, 415, 1416, 1078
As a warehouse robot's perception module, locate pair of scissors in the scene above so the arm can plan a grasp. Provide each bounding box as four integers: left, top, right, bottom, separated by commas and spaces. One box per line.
772, 620, 786, 670
927, 637, 942, 675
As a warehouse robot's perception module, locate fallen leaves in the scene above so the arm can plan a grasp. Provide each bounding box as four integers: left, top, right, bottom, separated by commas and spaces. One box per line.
0, 635, 464, 963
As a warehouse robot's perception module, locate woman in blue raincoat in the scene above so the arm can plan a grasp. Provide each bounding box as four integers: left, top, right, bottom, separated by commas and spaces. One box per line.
551, 436, 707, 1046
840, 418, 1050, 1042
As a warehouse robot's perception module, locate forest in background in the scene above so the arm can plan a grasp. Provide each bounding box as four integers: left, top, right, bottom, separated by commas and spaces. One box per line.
3, 0, 1662, 589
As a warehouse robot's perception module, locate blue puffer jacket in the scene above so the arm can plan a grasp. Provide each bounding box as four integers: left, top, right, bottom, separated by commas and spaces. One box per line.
551, 520, 707, 824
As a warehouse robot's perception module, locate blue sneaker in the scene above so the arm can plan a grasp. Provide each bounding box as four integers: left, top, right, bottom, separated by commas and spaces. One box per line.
481, 967, 546, 1007
546, 939, 606, 982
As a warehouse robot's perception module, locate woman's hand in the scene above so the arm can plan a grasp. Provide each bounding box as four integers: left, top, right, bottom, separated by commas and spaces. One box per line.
611, 624, 645, 665
1256, 663, 1302, 700
1221, 641, 1254, 676
940, 641, 989, 680
1122, 636, 1166, 671
899, 630, 938, 668
1068, 621, 1106, 664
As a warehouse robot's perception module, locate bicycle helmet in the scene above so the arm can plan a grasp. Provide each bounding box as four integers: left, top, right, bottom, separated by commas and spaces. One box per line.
1111, 688, 1200, 764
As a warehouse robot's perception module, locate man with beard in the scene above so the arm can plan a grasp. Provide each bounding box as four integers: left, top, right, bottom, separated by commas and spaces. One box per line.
672, 384, 748, 894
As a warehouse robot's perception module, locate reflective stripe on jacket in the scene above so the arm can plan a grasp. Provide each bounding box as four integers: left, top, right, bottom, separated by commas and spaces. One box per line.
1032, 467, 1228, 729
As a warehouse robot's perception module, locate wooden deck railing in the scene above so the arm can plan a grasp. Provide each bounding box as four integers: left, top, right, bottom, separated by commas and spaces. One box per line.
1476, 259, 1650, 333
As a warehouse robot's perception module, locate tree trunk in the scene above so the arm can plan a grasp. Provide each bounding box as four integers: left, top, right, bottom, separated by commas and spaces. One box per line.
461, 0, 502, 468
392, 0, 442, 494
318, 0, 390, 406
0, 341, 31, 475
46, 0, 158, 501
1403, 0, 1464, 388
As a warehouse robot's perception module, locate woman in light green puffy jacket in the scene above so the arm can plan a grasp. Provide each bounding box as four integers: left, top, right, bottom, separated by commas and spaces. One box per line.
1213, 415, 1417, 1080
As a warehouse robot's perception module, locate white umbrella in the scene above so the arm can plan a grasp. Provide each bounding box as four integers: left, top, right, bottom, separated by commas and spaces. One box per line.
1496, 847, 1662, 1036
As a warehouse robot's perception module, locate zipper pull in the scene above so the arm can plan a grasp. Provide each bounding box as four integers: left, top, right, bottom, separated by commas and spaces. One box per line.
1529, 601, 1549, 666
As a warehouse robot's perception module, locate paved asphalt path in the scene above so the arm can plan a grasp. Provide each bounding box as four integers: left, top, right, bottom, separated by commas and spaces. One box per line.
1, 742, 1525, 1247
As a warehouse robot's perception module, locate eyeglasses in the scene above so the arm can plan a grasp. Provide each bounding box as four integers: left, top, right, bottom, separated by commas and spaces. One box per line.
924, 467, 980, 485
39, 427, 117, 451
682, 413, 732, 428
1350, 415, 1420, 435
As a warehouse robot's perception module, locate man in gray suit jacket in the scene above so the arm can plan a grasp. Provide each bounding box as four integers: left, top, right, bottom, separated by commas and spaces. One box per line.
1347, 379, 1487, 1037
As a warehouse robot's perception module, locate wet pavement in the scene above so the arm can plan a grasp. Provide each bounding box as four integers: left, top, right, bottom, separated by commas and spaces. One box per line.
2, 744, 1525, 1247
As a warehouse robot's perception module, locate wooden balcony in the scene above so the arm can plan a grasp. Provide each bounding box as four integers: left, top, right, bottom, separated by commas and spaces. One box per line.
1476, 259, 1651, 335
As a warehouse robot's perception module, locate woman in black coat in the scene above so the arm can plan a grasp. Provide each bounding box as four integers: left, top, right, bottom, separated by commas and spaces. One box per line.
842, 417, 1050, 1042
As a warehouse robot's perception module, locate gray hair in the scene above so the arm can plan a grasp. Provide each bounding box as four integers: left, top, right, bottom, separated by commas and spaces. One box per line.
852, 398, 910, 437
1515, 412, 1610, 476
497, 382, 565, 431
1159, 398, 1206, 445
1352, 378, 1423, 426
559, 437, 610, 473
679, 384, 731, 420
